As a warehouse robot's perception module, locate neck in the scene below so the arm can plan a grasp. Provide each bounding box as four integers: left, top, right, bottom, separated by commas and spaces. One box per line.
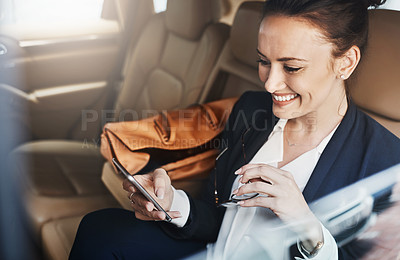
285, 90, 347, 146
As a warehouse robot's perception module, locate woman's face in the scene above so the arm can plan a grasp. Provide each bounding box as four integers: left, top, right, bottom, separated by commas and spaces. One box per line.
258, 15, 345, 120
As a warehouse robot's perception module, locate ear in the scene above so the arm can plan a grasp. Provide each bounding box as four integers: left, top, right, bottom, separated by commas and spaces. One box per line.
335, 45, 361, 80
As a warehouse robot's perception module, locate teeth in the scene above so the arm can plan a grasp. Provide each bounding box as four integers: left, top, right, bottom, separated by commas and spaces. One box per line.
273, 94, 298, 101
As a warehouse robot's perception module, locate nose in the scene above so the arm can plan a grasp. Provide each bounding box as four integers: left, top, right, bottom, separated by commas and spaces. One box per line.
262, 65, 286, 93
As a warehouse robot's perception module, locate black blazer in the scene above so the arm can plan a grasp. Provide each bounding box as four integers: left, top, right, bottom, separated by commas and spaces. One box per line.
161, 91, 400, 256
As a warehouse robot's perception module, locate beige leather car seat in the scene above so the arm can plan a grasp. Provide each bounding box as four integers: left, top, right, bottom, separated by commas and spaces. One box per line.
39, 3, 264, 260
348, 9, 400, 138
200, 1, 264, 102
11, 0, 229, 244
101, 1, 265, 210
346, 10, 400, 257
38, 5, 400, 260
114, 0, 229, 118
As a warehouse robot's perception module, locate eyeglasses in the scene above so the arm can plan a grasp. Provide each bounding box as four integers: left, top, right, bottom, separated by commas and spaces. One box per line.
214, 127, 259, 207
218, 192, 259, 207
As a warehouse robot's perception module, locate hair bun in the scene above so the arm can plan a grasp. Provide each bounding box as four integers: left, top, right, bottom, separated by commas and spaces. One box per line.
364, 0, 386, 9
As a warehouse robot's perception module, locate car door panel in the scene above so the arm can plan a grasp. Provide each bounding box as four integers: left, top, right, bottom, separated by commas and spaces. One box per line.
29, 81, 109, 140
0, 20, 120, 140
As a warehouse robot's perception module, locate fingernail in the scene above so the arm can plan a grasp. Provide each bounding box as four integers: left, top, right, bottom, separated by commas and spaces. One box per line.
239, 177, 244, 183
232, 189, 238, 195
238, 201, 244, 205
234, 168, 242, 175
129, 186, 135, 193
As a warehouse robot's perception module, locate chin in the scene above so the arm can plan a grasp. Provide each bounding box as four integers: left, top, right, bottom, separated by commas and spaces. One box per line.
272, 106, 297, 119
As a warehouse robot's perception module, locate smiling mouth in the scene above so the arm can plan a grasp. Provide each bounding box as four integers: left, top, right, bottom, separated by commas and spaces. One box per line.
272, 93, 298, 102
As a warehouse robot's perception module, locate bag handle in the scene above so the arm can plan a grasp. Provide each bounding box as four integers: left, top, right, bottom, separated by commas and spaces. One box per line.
153, 103, 219, 145
154, 112, 176, 145
199, 103, 219, 130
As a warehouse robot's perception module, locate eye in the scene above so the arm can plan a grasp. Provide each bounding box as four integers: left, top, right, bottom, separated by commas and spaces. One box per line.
284, 66, 302, 73
256, 58, 270, 66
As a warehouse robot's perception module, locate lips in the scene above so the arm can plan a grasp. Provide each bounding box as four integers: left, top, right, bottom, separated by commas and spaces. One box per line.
271, 93, 299, 106
272, 93, 298, 101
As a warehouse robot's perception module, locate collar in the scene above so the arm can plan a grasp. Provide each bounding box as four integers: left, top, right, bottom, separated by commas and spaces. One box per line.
249, 119, 339, 165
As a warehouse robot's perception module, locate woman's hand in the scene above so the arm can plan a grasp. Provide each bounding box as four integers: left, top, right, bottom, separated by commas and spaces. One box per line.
233, 164, 323, 247
122, 168, 181, 221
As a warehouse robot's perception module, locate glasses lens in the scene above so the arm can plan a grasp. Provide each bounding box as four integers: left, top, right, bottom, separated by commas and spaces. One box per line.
218, 192, 259, 207
231, 192, 259, 201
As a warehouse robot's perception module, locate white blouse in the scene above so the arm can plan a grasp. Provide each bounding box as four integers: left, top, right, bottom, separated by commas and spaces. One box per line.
170, 119, 339, 260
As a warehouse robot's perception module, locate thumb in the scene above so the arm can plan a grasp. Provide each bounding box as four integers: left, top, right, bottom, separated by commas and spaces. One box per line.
153, 168, 168, 199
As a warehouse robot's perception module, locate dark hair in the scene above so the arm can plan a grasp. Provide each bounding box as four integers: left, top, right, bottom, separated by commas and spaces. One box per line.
262, 0, 386, 58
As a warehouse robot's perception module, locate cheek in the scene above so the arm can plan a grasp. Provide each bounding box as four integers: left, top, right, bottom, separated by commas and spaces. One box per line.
294, 75, 331, 103
295, 80, 318, 100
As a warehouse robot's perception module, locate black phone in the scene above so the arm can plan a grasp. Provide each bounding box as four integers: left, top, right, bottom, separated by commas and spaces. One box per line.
112, 158, 172, 222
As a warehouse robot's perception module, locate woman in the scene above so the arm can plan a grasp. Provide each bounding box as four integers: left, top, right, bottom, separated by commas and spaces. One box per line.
69, 0, 400, 259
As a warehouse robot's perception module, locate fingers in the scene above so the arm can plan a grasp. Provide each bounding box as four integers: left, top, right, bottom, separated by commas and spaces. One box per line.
130, 193, 153, 211
233, 181, 280, 197
130, 197, 156, 216
130, 195, 181, 221
123, 168, 174, 222
237, 195, 275, 208
135, 211, 164, 221
135, 210, 182, 221
236, 164, 293, 185
234, 163, 263, 175
122, 178, 136, 193
153, 168, 169, 199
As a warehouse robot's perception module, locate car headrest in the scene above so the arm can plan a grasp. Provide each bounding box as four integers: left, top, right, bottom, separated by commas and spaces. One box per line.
231, 1, 264, 69
166, 0, 213, 41
349, 9, 400, 121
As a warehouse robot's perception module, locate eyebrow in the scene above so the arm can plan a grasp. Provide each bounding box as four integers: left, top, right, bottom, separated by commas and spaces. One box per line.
256, 49, 308, 62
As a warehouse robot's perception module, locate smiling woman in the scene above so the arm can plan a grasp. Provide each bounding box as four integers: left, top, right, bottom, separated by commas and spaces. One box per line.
257, 15, 352, 156
68, 1, 400, 260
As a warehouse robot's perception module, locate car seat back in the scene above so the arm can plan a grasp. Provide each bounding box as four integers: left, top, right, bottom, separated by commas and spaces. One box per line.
348, 9, 400, 138
114, 0, 229, 121
200, 1, 264, 102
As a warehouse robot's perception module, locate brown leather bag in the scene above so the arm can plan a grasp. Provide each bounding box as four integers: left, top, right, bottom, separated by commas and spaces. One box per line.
100, 98, 237, 180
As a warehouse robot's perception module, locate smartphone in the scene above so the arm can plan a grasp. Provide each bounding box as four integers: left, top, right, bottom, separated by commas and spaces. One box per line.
112, 158, 172, 222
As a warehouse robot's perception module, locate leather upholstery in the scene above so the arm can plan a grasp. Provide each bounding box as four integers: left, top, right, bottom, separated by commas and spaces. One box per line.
100, 0, 231, 226
11, 141, 119, 234
230, 1, 262, 69
105, 1, 265, 213
21, 4, 400, 260
41, 216, 83, 260
166, 0, 213, 40
13, 1, 228, 258
115, 2, 229, 121
348, 9, 400, 137
38, 4, 264, 258
200, 1, 264, 102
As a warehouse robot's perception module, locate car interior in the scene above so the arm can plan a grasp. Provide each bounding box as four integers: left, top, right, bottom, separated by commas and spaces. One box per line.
0, 0, 399, 259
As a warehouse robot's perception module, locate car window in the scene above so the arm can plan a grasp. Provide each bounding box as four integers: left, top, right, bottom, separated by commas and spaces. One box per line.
378, 0, 400, 11
153, 0, 167, 13
1, 0, 104, 25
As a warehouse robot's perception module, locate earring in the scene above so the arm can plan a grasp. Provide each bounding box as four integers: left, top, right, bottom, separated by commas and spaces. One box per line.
340, 75, 346, 80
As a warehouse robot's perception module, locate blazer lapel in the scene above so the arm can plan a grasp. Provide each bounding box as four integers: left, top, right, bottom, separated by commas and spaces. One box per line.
302, 103, 357, 202
222, 113, 278, 200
